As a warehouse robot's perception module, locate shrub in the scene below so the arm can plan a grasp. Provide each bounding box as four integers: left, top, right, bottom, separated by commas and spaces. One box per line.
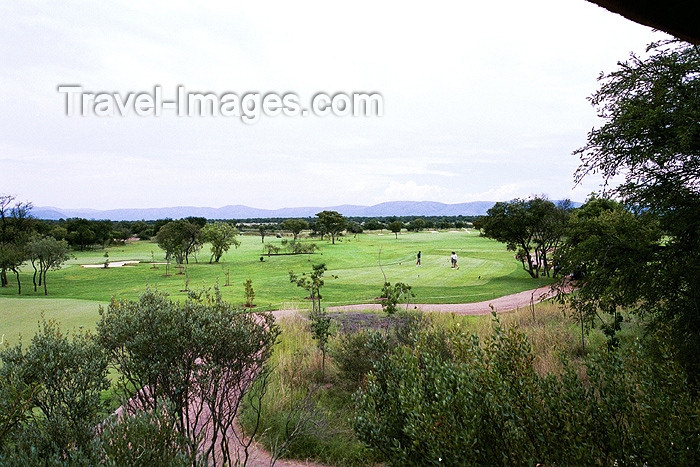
354, 317, 700, 466
331, 330, 387, 389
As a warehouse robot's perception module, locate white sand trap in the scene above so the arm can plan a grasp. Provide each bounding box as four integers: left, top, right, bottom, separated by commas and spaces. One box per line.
82, 260, 140, 268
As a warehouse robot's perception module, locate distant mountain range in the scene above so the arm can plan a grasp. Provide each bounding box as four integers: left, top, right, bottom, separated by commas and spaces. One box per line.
32, 200, 579, 221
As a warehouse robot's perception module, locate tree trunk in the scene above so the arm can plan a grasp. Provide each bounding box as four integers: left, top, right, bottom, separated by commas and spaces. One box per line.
12, 267, 20, 294
43, 269, 48, 295
0, 268, 7, 287
32, 260, 38, 291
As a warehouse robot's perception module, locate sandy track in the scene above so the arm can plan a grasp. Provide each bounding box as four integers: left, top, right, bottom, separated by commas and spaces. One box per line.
271, 284, 557, 320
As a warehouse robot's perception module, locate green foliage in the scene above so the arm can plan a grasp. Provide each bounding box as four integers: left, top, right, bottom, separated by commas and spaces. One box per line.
155, 219, 201, 265
98, 403, 196, 467
379, 282, 414, 318
331, 310, 428, 390
281, 218, 309, 240
387, 220, 402, 239
96, 287, 280, 466
290, 263, 332, 378
479, 197, 570, 278
347, 221, 363, 234
200, 221, 240, 263
243, 278, 255, 307
240, 316, 378, 467
363, 219, 385, 231
331, 330, 385, 389
0, 319, 109, 462
308, 308, 334, 380
555, 197, 661, 349
26, 236, 71, 295
289, 263, 327, 313
572, 40, 700, 381
315, 210, 347, 244
354, 318, 700, 466
264, 242, 281, 255
406, 218, 425, 232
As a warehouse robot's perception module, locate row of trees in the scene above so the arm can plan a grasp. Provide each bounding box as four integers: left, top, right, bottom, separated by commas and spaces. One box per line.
0, 196, 71, 295
155, 219, 240, 264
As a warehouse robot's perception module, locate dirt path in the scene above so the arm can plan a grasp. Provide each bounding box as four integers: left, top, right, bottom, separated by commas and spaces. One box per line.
271, 284, 557, 320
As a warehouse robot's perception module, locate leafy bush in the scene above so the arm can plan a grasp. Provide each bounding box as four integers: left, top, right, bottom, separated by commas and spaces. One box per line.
331, 311, 428, 389
354, 317, 700, 466
331, 329, 388, 389
97, 287, 279, 466
98, 403, 196, 467
0, 319, 108, 463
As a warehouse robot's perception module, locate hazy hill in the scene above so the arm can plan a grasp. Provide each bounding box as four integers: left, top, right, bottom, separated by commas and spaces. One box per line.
32, 200, 578, 221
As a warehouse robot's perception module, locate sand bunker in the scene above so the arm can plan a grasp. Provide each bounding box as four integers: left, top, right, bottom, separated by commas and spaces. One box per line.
82, 260, 140, 268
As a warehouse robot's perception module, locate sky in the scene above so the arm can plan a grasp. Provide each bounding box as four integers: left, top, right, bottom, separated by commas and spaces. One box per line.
0, 1, 668, 210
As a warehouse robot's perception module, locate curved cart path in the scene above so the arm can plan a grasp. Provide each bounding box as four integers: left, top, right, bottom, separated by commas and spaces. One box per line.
271, 284, 558, 320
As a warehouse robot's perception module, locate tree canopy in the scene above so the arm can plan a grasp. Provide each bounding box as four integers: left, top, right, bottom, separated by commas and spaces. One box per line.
387, 220, 403, 239
568, 40, 700, 379
315, 210, 347, 244
479, 197, 570, 278
155, 219, 201, 264
200, 221, 240, 263
281, 219, 309, 240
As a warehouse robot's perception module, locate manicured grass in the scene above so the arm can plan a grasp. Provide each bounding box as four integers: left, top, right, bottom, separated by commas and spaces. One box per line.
0, 230, 550, 310
0, 298, 105, 347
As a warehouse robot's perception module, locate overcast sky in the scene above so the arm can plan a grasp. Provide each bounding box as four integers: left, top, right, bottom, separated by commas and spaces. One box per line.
0, 1, 667, 210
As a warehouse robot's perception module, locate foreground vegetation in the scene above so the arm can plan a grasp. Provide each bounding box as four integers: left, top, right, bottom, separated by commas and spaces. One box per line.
0, 287, 278, 466
243, 303, 699, 466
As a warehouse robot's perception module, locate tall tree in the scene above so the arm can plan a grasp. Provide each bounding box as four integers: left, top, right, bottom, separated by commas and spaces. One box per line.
316, 210, 347, 244
155, 219, 201, 264
200, 222, 240, 263
570, 40, 700, 378
0, 243, 25, 294
479, 197, 569, 278
0, 198, 32, 293
387, 220, 403, 239
555, 197, 661, 350
281, 219, 309, 241
0, 195, 33, 289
